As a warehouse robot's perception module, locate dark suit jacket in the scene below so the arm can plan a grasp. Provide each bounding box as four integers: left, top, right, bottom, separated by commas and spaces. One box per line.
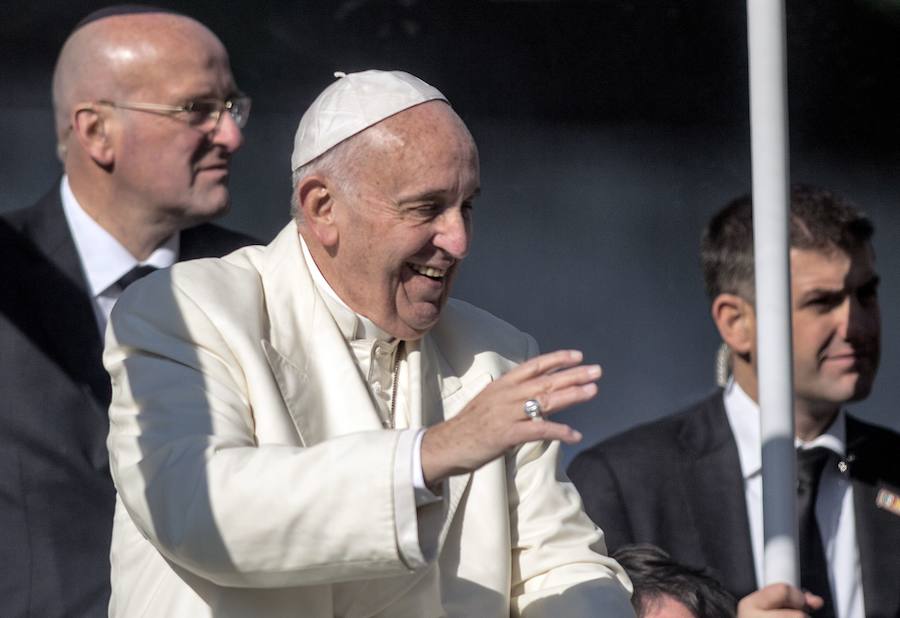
568, 392, 900, 617
0, 187, 258, 617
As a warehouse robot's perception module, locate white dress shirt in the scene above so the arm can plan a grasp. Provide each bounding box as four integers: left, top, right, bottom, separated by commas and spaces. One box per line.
59, 176, 178, 334
724, 379, 865, 618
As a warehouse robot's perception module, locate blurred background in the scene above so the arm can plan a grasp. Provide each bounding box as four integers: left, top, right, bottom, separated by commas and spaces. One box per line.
3, 0, 899, 464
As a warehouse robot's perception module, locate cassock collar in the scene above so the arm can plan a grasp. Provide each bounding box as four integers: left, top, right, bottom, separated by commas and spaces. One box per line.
298, 231, 395, 344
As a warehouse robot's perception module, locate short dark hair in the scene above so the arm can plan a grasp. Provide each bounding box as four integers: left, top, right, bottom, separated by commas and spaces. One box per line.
701, 184, 874, 301
613, 544, 736, 618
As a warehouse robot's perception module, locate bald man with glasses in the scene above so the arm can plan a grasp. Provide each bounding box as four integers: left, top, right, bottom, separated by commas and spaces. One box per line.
0, 7, 257, 617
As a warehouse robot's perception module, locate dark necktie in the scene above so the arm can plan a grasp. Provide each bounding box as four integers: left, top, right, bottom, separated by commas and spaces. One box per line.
116, 265, 158, 291
797, 446, 836, 617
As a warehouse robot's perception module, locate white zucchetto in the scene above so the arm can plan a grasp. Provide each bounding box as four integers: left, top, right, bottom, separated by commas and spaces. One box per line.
290, 69, 448, 171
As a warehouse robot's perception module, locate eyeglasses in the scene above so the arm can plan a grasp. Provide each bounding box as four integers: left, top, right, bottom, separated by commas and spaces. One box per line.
91, 95, 252, 132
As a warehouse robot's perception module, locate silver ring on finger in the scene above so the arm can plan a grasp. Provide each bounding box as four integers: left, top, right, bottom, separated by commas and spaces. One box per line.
523, 398, 544, 421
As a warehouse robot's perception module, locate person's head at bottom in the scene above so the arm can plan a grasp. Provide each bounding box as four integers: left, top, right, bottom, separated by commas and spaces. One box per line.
613, 544, 736, 618
615, 544, 825, 618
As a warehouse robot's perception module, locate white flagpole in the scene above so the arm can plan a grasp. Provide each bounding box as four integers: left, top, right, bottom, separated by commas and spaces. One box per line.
746, 0, 798, 586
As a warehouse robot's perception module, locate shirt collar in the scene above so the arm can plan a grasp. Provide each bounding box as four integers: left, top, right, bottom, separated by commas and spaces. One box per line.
60, 175, 179, 297
798, 413, 846, 456
723, 378, 846, 481
298, 231, 393, 343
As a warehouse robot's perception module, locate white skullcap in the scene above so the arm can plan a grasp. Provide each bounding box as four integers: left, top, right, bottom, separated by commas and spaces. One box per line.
290, 70, 448, 171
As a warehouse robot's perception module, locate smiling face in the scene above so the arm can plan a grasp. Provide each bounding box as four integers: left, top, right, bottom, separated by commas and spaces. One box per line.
319, 101, 480, 340
93, 14, 243, 226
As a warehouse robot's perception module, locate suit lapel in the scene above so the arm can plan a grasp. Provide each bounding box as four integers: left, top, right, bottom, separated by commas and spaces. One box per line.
418, 335, 490, 549
846, 416, 900, 618
258, 224, 383, 446
15, 190, 109, 408
681, 395, 758, 599
7, 193, 255, 412
406, 335, 470, 539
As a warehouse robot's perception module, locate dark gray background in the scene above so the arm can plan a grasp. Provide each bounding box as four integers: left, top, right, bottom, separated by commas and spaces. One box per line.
3, 0, 898, 465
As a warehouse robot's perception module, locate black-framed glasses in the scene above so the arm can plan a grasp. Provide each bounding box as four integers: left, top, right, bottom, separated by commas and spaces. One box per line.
91, 94, 252, 132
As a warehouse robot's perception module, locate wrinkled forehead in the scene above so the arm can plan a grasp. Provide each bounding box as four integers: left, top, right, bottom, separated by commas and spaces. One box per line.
367, 101, 478, 159
342, 103, 480, 201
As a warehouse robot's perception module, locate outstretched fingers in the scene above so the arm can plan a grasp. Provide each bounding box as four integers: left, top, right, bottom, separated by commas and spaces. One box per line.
513, 418, 584, 445
504, 353, 602, 442
540, 381, 598, 415
504, 349, 586, 384
519, 365, 601, 415
420, 349, 603, 485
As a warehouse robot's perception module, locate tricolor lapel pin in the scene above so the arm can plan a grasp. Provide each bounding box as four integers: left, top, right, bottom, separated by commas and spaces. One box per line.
875, 487, 900, 517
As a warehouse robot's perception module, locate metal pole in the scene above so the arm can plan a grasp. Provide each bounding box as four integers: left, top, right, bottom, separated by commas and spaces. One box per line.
746, 0, 798, 586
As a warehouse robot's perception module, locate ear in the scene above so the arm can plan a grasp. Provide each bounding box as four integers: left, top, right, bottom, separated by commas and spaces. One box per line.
71, 105, 115, 168
296, 175, 339, 248
711, 293, 755, 356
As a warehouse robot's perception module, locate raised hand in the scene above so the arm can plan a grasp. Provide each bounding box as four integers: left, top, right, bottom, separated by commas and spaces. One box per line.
421, 349, 599, 485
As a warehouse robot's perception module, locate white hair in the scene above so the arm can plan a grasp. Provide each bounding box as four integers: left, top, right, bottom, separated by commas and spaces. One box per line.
289, 129, 371, 222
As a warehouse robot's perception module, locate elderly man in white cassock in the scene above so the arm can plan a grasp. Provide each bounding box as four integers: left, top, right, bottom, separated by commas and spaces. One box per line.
104, 70, 635, 617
